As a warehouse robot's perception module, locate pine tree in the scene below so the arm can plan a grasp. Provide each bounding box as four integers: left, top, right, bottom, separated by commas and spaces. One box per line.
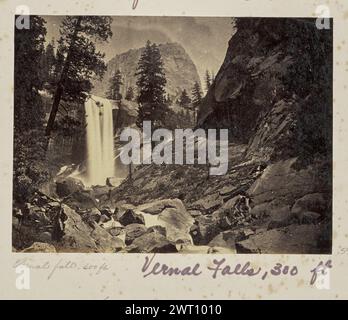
178, 89, 191, 109
45, 40, 56, 78
39, 39, 57, 89
45, 16, 113, 139
125, 86, 135, 101
191, 81, 203, 123
14, 16, 50, 201
106, 69, 123, 101
205, 70, 212, 91
135, 40, 168, 129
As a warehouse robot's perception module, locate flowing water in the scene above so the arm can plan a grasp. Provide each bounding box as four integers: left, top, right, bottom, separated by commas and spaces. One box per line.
85, 95, 115, 186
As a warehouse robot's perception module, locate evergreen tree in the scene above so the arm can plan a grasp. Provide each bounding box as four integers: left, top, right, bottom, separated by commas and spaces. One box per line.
106, 69, 123, 101
125, 86, 135, 101
45, 40, 56, 78
45, 16, 113, 138
205, 70, 212, 91
178, 89, 191, 109
185, 109, 191, 123
191, 81, 203, 122
14, 16, 50, 201
39, 39, 57, 89
135, 40, 168, 129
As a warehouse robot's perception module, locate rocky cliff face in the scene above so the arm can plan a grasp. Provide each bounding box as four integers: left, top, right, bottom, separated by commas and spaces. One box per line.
198, 18, 332, 163
92, 42, 201, 100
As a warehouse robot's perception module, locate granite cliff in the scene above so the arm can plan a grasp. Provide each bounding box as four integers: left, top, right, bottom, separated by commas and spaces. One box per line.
92, 42, 201, 101
198, 18, 332, 164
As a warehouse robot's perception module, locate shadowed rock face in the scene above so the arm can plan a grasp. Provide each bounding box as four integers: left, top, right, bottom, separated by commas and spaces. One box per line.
197, 18, 332, 164
92, 42, 201, 101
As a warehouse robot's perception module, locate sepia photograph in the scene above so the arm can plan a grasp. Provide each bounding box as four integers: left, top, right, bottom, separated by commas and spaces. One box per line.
12, 15, 332, 254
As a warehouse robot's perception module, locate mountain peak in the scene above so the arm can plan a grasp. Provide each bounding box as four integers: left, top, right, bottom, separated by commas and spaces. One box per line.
92, 42, 201, 100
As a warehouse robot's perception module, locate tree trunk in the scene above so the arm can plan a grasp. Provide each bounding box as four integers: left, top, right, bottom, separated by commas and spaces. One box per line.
45, 17, 82, 139
45, 83, 63, 137
129, 163, 132, 180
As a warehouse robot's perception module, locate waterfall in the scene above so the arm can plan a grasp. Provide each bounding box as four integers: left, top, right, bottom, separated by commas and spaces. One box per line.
85, 95, 115, 186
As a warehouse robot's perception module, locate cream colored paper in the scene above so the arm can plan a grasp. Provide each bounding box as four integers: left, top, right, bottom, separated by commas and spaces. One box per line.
0, 0, 347, 300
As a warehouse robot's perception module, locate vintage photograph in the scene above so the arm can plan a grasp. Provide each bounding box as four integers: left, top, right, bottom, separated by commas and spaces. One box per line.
12, 16, 332, 254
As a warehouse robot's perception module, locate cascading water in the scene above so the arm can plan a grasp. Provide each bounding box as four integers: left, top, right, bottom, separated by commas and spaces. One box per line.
85, 95, 115, 186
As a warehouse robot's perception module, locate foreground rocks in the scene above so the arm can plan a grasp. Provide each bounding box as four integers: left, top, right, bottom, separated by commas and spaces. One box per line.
134, 199, 195, 243
21, 242, 57, 253
235, 224, 331, 254
14, 154, 332, 255
125, 232, 178, 253
56, 205, 125, 253
118, 209, 145, 226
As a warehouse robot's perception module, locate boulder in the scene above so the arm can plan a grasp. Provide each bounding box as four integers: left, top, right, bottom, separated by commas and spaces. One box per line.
249, 203, 269, 218
22, 242, 56, 253
119, 209, 145, 226
64, 190, 97, 211
38, 231, 52, 242
59, 205, 98, 252
31, 208, 51, 224
90, 224, 125, 252
211, 210, 234, 230
125, 224, 148, 245
192, 215, 221, 245
108, 226, 124, 237
114, 203, 136, 219
241, 228, 255, 238
99, 207, 113, 218
291, 193, 329, 217
191, 193, 223, 213
158, 206, 194, 244
127, 232, 177, 253
208, 230, 237, 250
136, 198, 185, 215
267, 208, 321, 230
135, 199, 195, 244
236, 224, 331, 254
91, 185, 111, 198
248, 158, 319, 206
290, 211, 322, 225
249, 199, 290, 220
80, 207, 101, 225
211, 196, 240, 222
269, 205, 292, 222
99, 214, 112, 224
58, 205, 124, 252
147, 225, 167, 237
31, 191, 53, 206
56, 177, 85, 198
188, 210, 202, 217
100, 219, 123, 230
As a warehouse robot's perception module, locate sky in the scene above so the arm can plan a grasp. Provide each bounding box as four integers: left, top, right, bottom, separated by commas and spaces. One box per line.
42, 16, 234, 85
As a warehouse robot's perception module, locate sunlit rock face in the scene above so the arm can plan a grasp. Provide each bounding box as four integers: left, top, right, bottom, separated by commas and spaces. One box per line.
92, 42, 201, 101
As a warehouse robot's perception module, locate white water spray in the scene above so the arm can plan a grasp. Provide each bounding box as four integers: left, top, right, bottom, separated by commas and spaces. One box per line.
85, 95, 115, 186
